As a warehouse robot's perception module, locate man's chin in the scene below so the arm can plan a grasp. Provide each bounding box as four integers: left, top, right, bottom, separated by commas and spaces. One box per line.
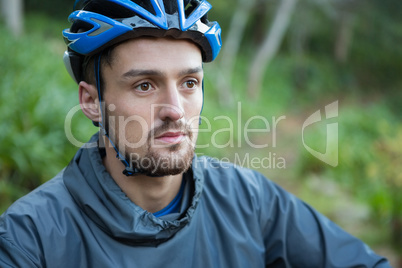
127, 150, 194, 177
147, 166, 188, 177
136, 160, 192, 177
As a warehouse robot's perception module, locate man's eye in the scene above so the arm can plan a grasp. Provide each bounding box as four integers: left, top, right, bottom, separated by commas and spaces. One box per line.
184, 80, 197, 89
135, 82, 152, 92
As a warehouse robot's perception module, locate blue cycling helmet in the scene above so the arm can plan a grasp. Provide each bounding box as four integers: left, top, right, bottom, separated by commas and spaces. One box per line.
63, 0, 222, 83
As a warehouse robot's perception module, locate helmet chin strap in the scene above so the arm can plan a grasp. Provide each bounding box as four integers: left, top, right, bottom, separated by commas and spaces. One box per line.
94, 53, 162, 177
199, 80, 204, 125
199, 63, 205, 125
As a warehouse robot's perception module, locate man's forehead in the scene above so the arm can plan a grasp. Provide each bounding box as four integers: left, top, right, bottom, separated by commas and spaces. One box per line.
108, 37, 203, 74
114, 36, 202, 58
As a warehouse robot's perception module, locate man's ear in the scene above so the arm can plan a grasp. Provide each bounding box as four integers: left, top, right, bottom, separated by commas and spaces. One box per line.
79, 81, 101, 123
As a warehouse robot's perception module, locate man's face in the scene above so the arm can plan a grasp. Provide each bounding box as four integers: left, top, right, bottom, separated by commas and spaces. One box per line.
102, 37, 203, 176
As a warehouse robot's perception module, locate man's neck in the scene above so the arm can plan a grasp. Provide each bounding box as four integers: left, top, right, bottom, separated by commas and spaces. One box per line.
101, 141, 183, 214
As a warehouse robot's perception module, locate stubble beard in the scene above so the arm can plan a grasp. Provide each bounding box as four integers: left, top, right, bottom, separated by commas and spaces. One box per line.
106, 115, 196, 176
129, 141, 194, 176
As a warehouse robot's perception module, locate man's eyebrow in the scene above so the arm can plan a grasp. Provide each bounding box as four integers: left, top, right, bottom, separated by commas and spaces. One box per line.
122, 69, 164, 79
121, 66, 203, 79
178, 66, 203, 77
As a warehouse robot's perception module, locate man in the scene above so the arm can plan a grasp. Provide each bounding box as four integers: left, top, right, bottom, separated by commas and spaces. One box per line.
0, 0, 391, 267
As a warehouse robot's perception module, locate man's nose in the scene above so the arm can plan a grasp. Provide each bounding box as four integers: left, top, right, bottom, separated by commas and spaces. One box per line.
158, 86, 184, 121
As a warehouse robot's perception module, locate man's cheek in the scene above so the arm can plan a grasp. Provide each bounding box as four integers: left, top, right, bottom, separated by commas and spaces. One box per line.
119, 115, 149, 152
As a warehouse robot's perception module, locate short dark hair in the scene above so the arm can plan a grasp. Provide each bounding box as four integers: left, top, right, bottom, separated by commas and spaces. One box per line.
81, 44, 118, 98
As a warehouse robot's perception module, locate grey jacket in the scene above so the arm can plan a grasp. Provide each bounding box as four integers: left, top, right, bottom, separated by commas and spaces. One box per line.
0, 134, 390, 267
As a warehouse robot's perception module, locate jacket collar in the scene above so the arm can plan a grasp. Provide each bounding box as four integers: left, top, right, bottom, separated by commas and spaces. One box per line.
63, 133, 205, 246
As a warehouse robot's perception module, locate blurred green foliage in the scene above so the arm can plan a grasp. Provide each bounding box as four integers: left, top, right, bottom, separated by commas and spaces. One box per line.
24, 0, 72, 19
297, 103, 402, 253
0, 14, 97, 212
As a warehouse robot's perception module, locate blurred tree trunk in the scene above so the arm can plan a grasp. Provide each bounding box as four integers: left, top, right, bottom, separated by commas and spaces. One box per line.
247, 0, 298, 100
215, 0, 257, 107
334, 12, 355, 63
1, 0, 24, 36
252, 0, 270, 45
288, 4, 313, 92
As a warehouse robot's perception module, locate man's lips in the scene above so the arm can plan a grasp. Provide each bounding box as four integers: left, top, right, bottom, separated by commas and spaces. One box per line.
154, 131, 186, 144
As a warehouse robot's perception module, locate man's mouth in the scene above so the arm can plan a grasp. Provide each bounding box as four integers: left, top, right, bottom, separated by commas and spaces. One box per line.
154, 131, 186, 144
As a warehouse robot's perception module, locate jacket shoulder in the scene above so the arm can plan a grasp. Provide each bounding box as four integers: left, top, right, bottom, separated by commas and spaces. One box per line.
2, 169, 73, 216
194, 155, 275, 190
193, 155, 279, 213
0, 169, 78, 266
